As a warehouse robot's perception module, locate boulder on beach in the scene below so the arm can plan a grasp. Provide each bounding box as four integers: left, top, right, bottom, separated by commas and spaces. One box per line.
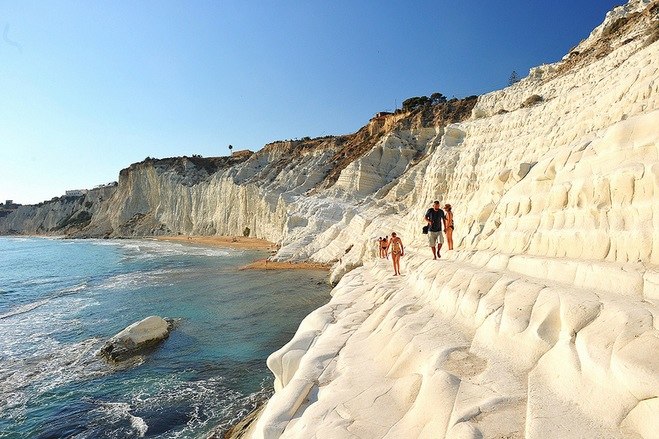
100, 316, 174, 362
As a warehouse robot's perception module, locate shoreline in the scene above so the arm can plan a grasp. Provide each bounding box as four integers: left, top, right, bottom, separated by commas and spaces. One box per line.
4, 234, 330, 271
156, 235, 330, 271
155, 235, 278, 251
2, 234, 332, 271
239, 258, 331, 271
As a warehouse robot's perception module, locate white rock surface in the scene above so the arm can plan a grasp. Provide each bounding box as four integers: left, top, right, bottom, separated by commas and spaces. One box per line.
247, 2, 659, 438
252, 247, 658, 438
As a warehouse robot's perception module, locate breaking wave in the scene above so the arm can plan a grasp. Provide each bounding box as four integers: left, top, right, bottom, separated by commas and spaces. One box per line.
0, 236, 330, 438
90, 238, 233, 259
0, 282, 89, 320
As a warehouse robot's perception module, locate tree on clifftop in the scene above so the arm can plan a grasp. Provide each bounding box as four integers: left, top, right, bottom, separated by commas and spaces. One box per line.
402, 96, 431, 112
430, 92, 447, 104
509, 70, 520, 85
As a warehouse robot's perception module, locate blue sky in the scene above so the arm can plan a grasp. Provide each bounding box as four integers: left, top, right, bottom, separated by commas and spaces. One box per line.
1, 1, 622, 204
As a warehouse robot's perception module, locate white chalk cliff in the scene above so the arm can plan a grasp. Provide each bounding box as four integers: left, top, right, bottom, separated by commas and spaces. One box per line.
2, 1, 658, 437
248, 2, 659, 438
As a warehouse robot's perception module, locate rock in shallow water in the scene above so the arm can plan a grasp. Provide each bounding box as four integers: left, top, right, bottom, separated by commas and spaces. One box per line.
100, 316, 174, 362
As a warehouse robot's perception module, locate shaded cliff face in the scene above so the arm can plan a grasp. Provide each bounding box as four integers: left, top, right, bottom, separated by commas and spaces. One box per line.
0, 186, 116, 236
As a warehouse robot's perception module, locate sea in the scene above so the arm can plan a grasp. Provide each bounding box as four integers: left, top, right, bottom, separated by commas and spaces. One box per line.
0, 236, 331, 439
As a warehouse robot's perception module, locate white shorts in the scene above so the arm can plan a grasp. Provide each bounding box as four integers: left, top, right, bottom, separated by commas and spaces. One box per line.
428, 231, 444, 246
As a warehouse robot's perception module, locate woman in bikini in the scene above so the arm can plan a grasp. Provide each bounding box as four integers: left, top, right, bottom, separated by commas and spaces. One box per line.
444, 204, 454, 250
388, 232, 404, 276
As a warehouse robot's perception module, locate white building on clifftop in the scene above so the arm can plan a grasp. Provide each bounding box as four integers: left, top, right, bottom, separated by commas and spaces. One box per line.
65, 189, 88, 197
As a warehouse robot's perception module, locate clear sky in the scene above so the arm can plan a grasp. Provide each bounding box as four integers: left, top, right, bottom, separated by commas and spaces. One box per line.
1, 1, 623, 204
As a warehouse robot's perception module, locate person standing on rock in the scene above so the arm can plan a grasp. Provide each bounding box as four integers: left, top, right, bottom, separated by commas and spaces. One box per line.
425, 200, 447, 259
444, 203, 454, 250
388, 232, 404, 276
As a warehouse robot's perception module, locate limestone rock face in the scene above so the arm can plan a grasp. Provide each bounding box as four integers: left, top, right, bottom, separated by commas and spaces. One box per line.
100, 316, 174, 362
0, 185, 116, 235
246, 2, 659, 438
1, 1, 658, 437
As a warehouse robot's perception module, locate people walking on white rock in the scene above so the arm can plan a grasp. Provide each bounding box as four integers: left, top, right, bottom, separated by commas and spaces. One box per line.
424, 200, 447, 259
388, 232, 404, 276
381, 236, 389, 259
444, 203, 454, 250
377, 237, 383, 257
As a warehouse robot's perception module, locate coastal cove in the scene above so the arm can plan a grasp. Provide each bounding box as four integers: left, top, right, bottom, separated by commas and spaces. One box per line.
0, 237, 331, 438
1, 1, 658, 438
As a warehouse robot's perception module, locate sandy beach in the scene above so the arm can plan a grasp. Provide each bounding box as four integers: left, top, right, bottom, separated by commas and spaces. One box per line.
156, 236, 329, 270
239, 258, 331, 271
156, 235, 277, 251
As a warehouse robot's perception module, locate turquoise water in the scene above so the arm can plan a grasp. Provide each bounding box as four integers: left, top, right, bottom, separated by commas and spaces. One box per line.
0, 237, 330, 438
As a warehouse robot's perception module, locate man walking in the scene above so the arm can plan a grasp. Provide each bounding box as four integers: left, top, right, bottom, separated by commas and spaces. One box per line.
424, 200, 447, 259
